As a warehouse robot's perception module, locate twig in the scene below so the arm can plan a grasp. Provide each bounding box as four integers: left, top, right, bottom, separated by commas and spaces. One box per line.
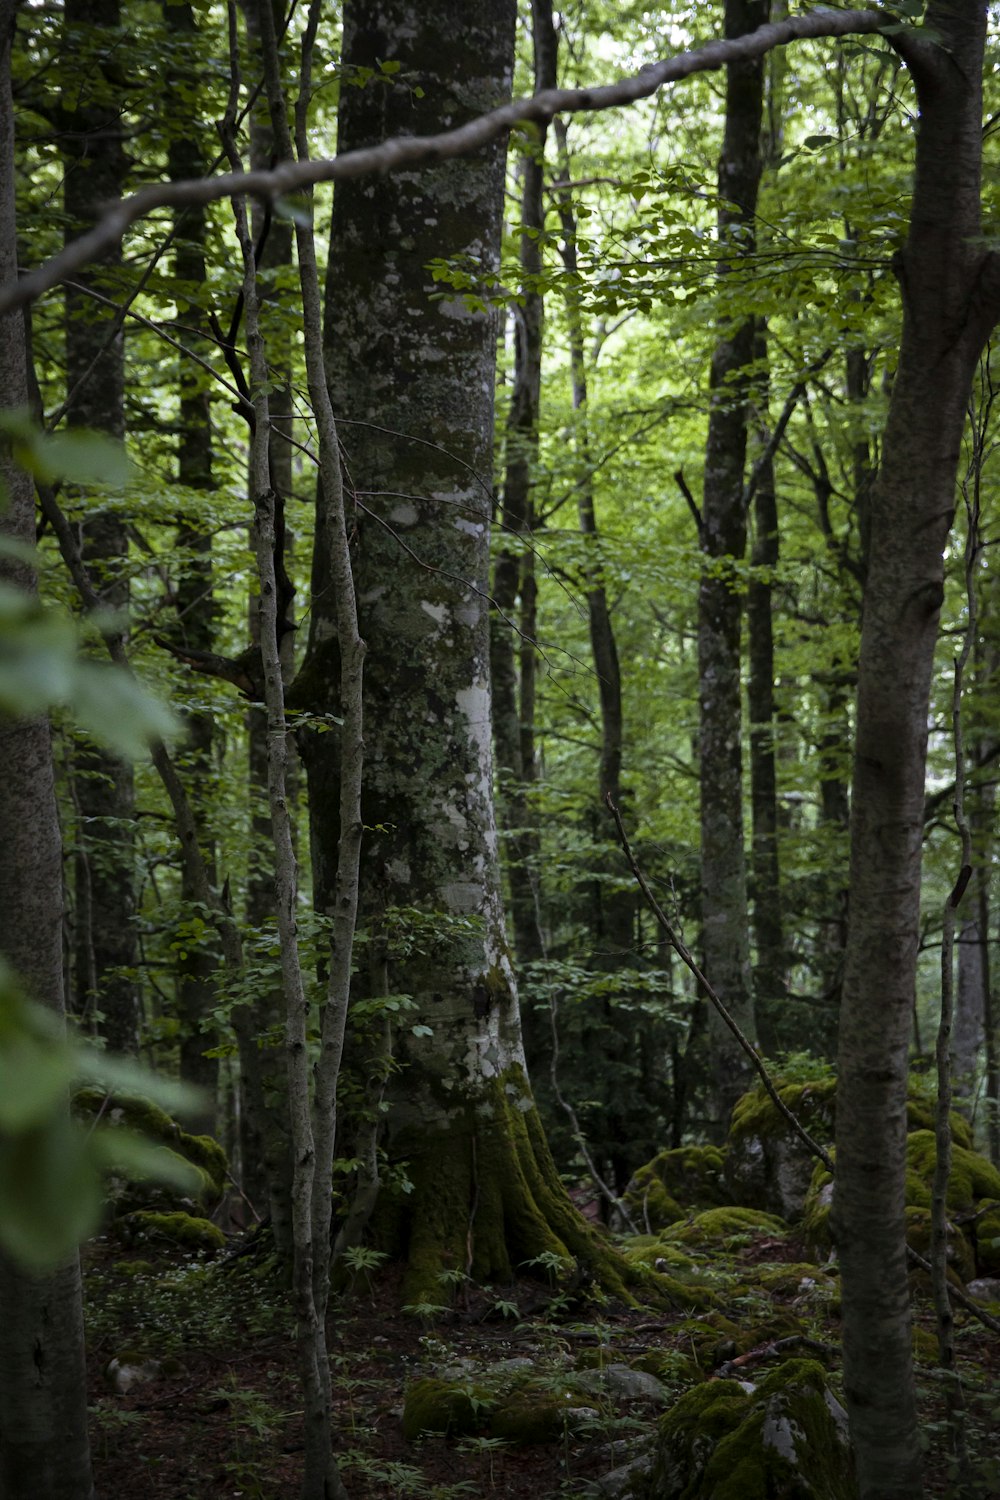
606, 794, 834, 1172
607, 795, 1000, 1337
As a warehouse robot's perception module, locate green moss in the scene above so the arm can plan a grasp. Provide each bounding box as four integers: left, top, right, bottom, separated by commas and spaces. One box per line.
489, 1389, 578, 1444
974, 1201, 1000, 1276
625, 1145, 729, 1231
401, 1377, 490, 1441
650, 1358, 854, 1499
664, 1206, 788, 1249
906, 1098, 974, 1150
378, 1064, 653, 1311
729, 1078, 837, 1144
116, 1210, 225, 1254
905, 1131, 1000, 1210
74, 1089, 228, 1206
912, 1325, 940, 1364
755, 1263, 833, 1295
905, 1207, 975, 1285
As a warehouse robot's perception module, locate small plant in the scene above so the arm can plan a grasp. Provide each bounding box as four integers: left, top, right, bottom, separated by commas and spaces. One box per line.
340, 1242, 388, 1300
88, 1401, 145, 1461
456, 1434, 510, 1488
210, 1377, 290, 1500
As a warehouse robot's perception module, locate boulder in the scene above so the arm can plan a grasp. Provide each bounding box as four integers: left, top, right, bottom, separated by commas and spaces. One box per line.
623, 1145, 729, 1232
725, 1078, 836, 1222
642, 1358, 855, 1500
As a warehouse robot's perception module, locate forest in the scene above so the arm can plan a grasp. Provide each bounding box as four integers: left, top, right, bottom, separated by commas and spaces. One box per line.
2, 0, 1000, 1496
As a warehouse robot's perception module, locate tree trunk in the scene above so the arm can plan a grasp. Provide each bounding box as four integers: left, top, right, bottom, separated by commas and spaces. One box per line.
833, 7, 1000, 1494
696, 0, 767, 1125
0, 7, 93, 1493
164, 0, 220, 1133
489, 3, 553, 975
299, 0, 628, 1307
240, 0, 298, 1258
62, 0, 139, 1054
746, 327, 784, 1054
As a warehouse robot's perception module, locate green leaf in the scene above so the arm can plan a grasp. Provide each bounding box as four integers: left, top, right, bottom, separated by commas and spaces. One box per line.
0, 1114, 102, 1270
90, 1131, 202, 1196
0, 415, 129, 488
71, 661, 179, 758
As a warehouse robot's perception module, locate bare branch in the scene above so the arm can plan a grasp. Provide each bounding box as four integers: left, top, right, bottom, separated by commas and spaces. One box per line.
0, 11, 889, 318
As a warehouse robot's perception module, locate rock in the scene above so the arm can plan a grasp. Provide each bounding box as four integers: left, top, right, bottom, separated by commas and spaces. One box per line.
401, 1376, 491, 1441
74, 1088, 228, 1216
623, 1145, 729, 1232
640, 1358, 855, 1499
971, 1201, 1000, 1276
573, 1364, 669, 1405
662, 1206, 788, 1250
725, 1078, 836, 1222
115, 1210, 226, 1254
966, 1276, 1000, 1303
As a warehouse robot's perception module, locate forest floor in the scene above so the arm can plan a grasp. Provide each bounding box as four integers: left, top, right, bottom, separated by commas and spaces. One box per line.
83, 1224, 1000, 1499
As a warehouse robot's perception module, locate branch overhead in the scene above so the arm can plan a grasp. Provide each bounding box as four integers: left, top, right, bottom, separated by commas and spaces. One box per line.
0, 10, 889, 318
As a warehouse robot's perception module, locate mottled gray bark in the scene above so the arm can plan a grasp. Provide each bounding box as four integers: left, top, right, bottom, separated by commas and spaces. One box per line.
697, 0, 767, 1126
62, 0, 139, 1054
0, 6, 93, 1492
832, 7, 1000, 1495
297, 0, 626, 1306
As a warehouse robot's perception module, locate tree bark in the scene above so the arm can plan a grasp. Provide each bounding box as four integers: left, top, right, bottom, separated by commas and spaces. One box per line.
0, 6, 93, 1493
833, 6, 1000, 1494
61, 0, 140, 1055
298, 0, 629, 1307
696, 0, 767, 1125
746, 326, 784, 1054
164, 0, 220, 1133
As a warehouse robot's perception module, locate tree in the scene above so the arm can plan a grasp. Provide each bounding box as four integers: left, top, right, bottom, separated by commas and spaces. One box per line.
0, 5, 93, 1494
296, 0, 630, 1304
832, 5, 1000, 1495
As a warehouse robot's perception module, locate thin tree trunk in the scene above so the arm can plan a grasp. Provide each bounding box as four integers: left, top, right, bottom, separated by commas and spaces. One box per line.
240, 0, 298, 1259
0, 7, 93, 1491
61, 0, 140, 1055
164, 0, 220, 1132
833, 7, 1000, 1494
489, 0, 554, 970
746, 326, 784, 1054
697, 0, 767, 1125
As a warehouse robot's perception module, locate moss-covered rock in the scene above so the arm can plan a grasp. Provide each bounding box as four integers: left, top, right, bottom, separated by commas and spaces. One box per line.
905, 1207, 976, 1286
623, 1145, 729, 1232
116, 1210, 225, 1254
905, 1131, 1000, 1210
489, 1388, 584, 1444
74, 1088, 228, 1214
644, 1358, 854, 1500
664, 1206, 788, 1250
725, 1079, 836, 1223
401, 1377, 492, 1441
972, 1200, 1000, 1277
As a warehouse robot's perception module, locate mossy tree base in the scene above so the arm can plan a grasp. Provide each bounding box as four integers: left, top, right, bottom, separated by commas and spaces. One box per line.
370, 1069, 638, 1309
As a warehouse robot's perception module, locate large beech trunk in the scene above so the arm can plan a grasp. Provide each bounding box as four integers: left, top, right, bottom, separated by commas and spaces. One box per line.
0, 6, 93, 1493
297, 0, 627, 1307
833, 6, 1000, 1494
